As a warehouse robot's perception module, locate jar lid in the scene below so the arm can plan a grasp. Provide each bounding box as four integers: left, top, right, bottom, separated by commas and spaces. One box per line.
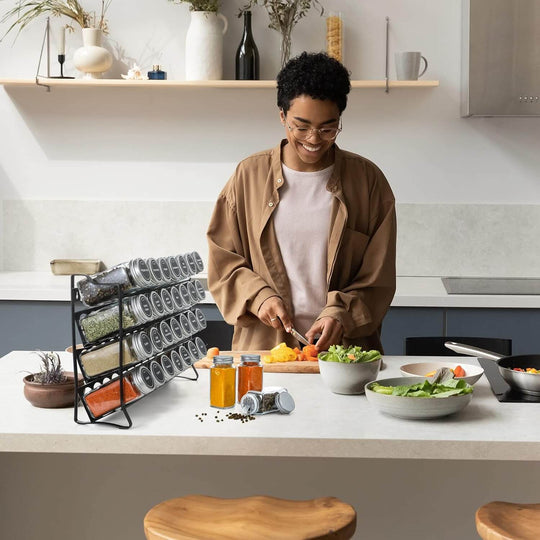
194, 280, 206, 301
179, 313, 191, 336
170, 285, 184, 310
240, 392, 260, 415
132, 365, 155, 394
160, 354, 175, 379
187, 281, 199, 304
158, 257, 172, 282
131, 331, 154, 359
129, 294, 154, 322
170, 350, 184, 374
149, 290, 165, 316
185, 252, 198, 276
129, 258, 153, 288
168, 256, 182, 281
187, 310, 199, 333
194, 336, 207, 358
149, 326, 164, 353
179, 283, 192, 306
147, 258, 163, 284
160, 288, 175, 313
176, 255, 189, 279
213, 354, 234, 366
187, 340, 199, 363
149, 360, 166, 385
194, 308, 207, 330
178, 345, 192, 367
159, 320, 174, 347
240, 354, 261, 365
192, 251, 205, 273
276, 391, 295, 414
169, 316, 184, 341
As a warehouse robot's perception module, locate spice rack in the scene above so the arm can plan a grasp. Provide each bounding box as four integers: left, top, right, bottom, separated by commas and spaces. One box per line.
70, 256, 206, 429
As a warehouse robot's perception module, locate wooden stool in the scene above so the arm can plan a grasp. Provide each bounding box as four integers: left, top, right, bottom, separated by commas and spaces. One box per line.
476, 501, 540, 540
144, 494, 357, 540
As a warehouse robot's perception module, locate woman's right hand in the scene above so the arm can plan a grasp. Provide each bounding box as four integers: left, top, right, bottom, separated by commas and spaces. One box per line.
258, 296, 293, 331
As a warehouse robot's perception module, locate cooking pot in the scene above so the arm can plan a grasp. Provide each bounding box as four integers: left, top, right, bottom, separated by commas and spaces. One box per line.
445, 341, 540, 396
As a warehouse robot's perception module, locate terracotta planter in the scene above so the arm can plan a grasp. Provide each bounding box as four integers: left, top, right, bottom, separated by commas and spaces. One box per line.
23, 372, 80, 409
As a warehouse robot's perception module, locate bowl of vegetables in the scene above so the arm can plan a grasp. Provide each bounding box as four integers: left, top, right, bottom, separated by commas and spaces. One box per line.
318, 346, 382, 395
365, 376, 474, 419
399, 361, 484, 385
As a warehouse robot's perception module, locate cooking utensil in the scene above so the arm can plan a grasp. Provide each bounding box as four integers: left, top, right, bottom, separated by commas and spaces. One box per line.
290, 328, 310, 347
445, 341, 540, 396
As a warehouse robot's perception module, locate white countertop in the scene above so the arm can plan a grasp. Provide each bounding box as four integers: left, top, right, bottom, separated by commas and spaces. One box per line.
1, 272, 540, 308
2, 350, 539, 460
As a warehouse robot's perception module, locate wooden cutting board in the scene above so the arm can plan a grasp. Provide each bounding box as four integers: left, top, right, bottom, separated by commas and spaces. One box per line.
194, 351, 320, 373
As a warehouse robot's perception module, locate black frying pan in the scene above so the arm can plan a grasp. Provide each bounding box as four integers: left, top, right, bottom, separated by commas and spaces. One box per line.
445, 341, 540, 396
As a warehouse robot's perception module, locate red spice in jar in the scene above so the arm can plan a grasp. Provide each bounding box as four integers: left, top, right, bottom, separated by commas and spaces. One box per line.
237, 354, 263, 402
84, 378, 140, 419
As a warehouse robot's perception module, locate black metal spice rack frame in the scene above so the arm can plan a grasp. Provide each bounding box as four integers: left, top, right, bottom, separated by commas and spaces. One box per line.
70, 273, 202, 429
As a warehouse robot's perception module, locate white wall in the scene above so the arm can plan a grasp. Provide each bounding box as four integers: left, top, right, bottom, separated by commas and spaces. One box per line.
1, 0, 539, 272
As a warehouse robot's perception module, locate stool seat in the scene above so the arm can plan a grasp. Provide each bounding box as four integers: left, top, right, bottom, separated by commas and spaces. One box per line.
476, 501, 540, 540
144, 494, 357, 540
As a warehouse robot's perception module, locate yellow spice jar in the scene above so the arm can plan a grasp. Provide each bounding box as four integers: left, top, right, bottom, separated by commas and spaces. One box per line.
210, 355, 236, 408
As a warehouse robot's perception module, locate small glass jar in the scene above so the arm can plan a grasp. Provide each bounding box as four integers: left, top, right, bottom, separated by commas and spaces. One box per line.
149, 326, 164, 354
127, 258, 154, 288
187, 281, 199, 305
326, 11, 343, 63
191, 251, 205, 273
77, 266, 132, 307
149, 360, 166, 386
194, 336, 207, 359
179, 282, 192, 307
159, 320, 175, 348
187, 310, 200, 334
131, 365, 155, 394
176, 254, 189, 279
178, 344, 192, 369
147, 257, 163, 285
170, 349, 184, 374
194, 308, 207, 330
158, 257, 173, 283
240, 387, 295, 415
160, 288, 175, 314
159, 354, 176, 380
187, 340, 199, 364
194, 280, 206, 302
185, 252, 198, 276
178, 313, 192, 337
210, 355, 236, 409
84, 374, 140, 419
149, 290, 166, 318
237, 354, 263, 402
169, 285, 184, 311
168, 256, 182, 282
169, 316, 184, 342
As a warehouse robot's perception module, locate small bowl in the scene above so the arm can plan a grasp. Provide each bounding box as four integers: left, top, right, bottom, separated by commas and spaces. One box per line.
365, 376, 473, 419
318, 357, 382, 395
400, 361, 484, 385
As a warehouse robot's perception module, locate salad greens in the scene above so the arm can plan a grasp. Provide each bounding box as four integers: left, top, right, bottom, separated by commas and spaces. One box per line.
318, 345, 381, 364
369, 379, 473, 398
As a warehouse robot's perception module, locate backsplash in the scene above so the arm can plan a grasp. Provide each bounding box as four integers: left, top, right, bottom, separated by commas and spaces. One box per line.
2, 200, 540, 278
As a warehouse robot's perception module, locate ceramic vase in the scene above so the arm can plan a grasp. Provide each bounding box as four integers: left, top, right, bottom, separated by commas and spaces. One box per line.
73, 28, 113, 79
185, 11, 228, 81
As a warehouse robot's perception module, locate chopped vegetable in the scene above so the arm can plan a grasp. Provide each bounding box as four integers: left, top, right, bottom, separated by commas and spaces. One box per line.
425, 365, 467, 378
318, 345, 381, 364
302, 344, 319, 362
513, 367, 540, 374
369, 379, 473, 398
264, 343, 297, 363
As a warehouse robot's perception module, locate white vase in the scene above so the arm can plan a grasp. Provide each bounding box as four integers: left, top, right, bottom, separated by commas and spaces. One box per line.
185, 11, 228, 81
73, 28, 113, 79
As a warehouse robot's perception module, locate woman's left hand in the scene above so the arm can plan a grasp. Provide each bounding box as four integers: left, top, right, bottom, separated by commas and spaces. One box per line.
306, 317, 343, 351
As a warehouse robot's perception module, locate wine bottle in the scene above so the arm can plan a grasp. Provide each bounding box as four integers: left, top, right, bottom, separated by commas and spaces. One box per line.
235, 10, 260, 80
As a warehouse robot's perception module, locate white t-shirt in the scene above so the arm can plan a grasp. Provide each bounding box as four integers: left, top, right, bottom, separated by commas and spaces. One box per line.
273, 163, 335, 335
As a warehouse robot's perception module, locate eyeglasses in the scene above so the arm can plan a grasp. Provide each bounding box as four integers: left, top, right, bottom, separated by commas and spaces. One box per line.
285, 120, 342, 141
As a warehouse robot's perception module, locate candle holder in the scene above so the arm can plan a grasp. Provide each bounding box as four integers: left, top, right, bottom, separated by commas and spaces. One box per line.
49, 54, 74, 79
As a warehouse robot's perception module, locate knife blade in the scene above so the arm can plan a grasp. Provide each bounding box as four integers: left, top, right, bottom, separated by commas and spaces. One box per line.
290, 327, 310, 347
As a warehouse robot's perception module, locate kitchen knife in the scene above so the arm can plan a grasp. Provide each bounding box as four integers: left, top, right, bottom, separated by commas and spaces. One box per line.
290, 327, 310, 347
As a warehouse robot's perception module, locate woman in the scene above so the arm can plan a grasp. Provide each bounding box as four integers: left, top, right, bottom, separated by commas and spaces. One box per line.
207, 52, 396, 352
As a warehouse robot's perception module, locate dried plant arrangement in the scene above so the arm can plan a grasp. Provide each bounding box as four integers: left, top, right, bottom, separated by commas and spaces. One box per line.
30, 350, 68, 385
240, 0, 324, 67
167, 0, 220, 12
0, 0, 112, 40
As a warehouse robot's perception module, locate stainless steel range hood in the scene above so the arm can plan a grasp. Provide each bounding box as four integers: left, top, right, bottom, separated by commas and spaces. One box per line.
462, 0, 540, 117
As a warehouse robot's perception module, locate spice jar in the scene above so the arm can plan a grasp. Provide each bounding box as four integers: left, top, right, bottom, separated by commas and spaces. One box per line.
237, 354, 263, 402
191, 251, 205, 273
170, 349, 184, 374
170, 285, 184, 311
79, 331, 153, 377
127, 258, 154, 288
147, 257, 163, 285
149, 326, 164, 354
194, 336, 207, 359
194, 280, 206, 302
185, 252, 198, 276
187, 340, 200, 363
131, 365, 155, 395
240, 387, 295, 415
175, 254, 189, 279
149, 360, 166, 386
78, 294, 154, 343
179, 283, 192, 307
187, 310, 200, 334
160, 288, 175, 314
210, 355, 236, 409
194, 308, 207, 330
84, 375, 140, 419
158, 257, 172, 283
178, 345, 192, 368
149, 290, 166, 318
169, 316, 184, 342
178, 313, 192, 337
159, 354, 175, 381
159, 320, 175, 348
77, 266, 132, 307
326, 12, 343, 63
187, 281, 199, 305
168, 256, 182, 282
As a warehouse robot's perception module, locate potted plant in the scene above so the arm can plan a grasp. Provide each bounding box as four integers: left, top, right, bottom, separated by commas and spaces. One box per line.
240, 0, 324, 67
23, 350, 80, 408
168, 0, 228, 80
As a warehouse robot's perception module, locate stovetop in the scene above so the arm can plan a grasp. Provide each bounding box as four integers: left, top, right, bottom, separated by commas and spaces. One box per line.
478, 358, 540, 403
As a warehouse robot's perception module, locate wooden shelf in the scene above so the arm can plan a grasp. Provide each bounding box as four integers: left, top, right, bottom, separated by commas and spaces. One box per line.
0, 78, 440, 89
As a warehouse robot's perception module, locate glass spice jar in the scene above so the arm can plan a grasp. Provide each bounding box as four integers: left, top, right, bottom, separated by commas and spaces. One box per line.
184, 252, 198, 276
167, 256, 182, 282
194, 308, 207, 330
149, 360, 166, 386
170, 349, 184, 374
187, 281, 199, 305
159, 320, 175, 348
237, 354, 263, 402
126, 258, 154, 289
175, 254, 189, 279
130, 364, 155, 395
84, 375, 140, 419
160, 288, 175, 314
194, 336, 207, 359
179, 283, 192, 307
240, 387, 295, 415
210, 355, 236, 409
158, 257, 172, 283
149, 290, 166, 318
169, 316, 184, 343
187, 310, 200, 334
149, 326, 164, 354
169, 285, 184, 311
187, 340, 200, 364
178, 313, 192, 337
147, 257, 164, 285
191, 251, 205, 273
326, 11, 343, 63
160, 354, 176, 380
178, 344, 192, 369
194, 280, 206, 302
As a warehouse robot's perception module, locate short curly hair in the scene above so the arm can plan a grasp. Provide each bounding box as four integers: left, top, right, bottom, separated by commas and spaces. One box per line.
277, 52, 351, 114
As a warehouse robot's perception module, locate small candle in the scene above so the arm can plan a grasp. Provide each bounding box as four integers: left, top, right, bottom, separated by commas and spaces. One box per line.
57, 25, 66, 55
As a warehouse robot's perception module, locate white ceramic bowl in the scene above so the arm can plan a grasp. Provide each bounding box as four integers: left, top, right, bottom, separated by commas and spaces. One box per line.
400, 361, 484, 385
364, 376, 473, 419
318, 357, 382, 395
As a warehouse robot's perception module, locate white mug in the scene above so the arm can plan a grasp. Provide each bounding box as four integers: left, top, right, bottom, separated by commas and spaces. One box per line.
395, 51, 428, 81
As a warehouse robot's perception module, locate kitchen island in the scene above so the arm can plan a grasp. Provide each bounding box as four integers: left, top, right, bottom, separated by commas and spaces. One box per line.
1, 351, 539, 540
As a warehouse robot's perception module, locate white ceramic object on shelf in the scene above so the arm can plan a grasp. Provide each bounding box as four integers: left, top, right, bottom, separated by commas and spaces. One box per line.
185, 11, 228, 81
318, 357, 381, 395
73, 28, 113, 79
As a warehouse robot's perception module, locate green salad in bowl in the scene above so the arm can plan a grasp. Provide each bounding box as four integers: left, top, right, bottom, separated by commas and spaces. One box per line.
318, 345, 381, 364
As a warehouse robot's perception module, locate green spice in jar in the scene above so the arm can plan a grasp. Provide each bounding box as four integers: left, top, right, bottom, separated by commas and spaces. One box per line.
80, 305, 137, 342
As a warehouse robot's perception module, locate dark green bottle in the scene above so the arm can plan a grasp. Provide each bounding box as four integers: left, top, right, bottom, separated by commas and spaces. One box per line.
235, 11, 260, 80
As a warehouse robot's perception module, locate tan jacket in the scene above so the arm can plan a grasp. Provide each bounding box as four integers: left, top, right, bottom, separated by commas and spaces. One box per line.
207, 141, 396, 352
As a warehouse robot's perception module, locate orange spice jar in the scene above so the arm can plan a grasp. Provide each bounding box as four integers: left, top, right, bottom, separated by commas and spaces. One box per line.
237, 354, 263, 403
84, 376, 140, 419
210, 355, 236, 408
